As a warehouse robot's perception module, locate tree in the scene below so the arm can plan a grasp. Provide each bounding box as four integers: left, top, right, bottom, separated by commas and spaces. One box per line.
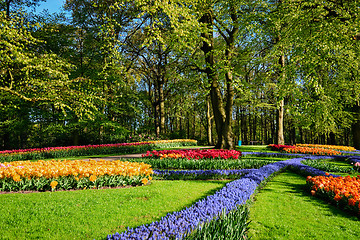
137, 0, 267, 149
279, 0, 360, 146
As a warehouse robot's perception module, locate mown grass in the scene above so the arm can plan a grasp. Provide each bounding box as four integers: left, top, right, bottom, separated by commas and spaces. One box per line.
236, 145, 273, 152
248, 171, 360, 240
0, 180, 227, 240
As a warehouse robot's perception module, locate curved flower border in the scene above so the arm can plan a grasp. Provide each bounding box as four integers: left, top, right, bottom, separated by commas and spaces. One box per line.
107, 154, 343, 240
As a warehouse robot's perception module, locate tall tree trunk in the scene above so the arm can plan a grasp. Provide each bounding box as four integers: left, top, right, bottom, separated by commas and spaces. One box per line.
277, 99, 285, 144
159, 79, 165, 135
206, 96, 213, 145
200, 12, 225, 149
352, 106, 360, 149
199, 9, 237, 149
277, 54, 285, 145
154, 78, 160, 137
222, 48, 235, 149
5, 0, 11, 18
242, 109, 248, 144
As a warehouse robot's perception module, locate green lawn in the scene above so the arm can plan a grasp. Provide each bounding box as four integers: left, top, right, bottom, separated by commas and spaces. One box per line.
236, 145, 274, 152
0, 180, 227, 240
2, 146, 359, 239
248, 171, 360, 240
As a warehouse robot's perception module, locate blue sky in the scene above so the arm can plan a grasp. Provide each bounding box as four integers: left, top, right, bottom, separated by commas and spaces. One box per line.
34, 0, 66, 14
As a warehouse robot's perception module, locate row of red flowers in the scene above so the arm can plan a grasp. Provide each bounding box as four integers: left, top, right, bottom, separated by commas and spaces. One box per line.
306, 174, 360, 215
142, 149, 242, 160
268, 144, 295, 151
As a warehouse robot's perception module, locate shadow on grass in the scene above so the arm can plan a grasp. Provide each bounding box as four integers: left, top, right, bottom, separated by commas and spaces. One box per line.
259, 171, 359, 221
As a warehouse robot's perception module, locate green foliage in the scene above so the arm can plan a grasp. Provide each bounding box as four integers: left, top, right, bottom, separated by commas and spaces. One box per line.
185, 205, 250, 240
302, 158, 358, 174
0, 11, 94, 113
0, 175, 149, 192
1, 0, 360, 150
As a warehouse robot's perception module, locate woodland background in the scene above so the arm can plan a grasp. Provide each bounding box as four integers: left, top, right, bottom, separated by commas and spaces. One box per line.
1, 0, 359, 150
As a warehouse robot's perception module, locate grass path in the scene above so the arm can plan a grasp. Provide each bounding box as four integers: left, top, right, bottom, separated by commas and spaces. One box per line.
0, 180, 227, 240
248, 171, 360, 240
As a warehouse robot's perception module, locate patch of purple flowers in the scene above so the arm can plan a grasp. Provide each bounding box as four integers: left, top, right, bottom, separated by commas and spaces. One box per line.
339, 150, 360, 155
346, 156, 360, 164
153, 169, 255, 178
106, 154, 342, 240
242, 152, 306, 158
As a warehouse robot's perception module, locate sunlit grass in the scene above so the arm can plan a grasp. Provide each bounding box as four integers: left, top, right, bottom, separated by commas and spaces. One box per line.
0, 180, 227, 240
236, 145, 273, 152
248, 171, 360, 240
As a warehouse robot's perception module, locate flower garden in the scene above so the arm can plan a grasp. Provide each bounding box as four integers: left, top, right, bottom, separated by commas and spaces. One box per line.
0, 160, 153, 192
0, 141, 360, 239
0, 139, 198, 162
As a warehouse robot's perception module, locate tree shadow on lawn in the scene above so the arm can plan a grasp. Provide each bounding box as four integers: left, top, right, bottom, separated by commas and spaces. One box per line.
263, 174, 360, 221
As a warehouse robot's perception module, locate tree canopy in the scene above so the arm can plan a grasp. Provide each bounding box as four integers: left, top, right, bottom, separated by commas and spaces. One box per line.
0, 0, 359, 149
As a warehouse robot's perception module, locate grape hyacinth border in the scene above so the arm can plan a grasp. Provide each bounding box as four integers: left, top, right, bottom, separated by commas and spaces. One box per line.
107, 152, 359, 240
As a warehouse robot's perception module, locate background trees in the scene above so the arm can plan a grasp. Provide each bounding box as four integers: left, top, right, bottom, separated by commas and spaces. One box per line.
0, 0, 359, 149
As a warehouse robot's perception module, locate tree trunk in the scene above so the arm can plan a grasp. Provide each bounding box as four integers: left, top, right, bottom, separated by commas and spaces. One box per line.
277, 99, 285, 145
206, 96, 213, 145
200, 12, 224, 149
159, 79, 165, 135
352, 106, 360, 149
242, 109, 248, 144
199, 10, 236, 149
154, 78, 160, 137
277, 54, 285, 145
5, 0, 11, 18
223, 50, 235, 149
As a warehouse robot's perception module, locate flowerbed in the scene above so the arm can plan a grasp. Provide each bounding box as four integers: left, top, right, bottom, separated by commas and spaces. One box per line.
0, 160, 153, 192
268, 144, 295, 151
0, 139, 198, 162
142, 149, 242, 160
283, 146, 341, 156
267, 144, 343, 156
306, 174, 360, 215
297, 144, 356, 152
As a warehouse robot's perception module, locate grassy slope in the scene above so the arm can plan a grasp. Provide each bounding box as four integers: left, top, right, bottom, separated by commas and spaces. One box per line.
0, 180, 227, 240
248, 171, 360, 240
